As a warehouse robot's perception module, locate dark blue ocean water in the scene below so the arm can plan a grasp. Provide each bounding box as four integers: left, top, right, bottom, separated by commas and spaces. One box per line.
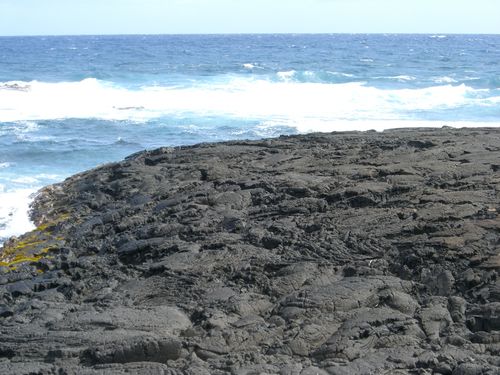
1, 34, 499, 242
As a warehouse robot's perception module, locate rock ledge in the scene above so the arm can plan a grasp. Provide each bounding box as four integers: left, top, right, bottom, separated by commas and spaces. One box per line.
1, 128, 499, 374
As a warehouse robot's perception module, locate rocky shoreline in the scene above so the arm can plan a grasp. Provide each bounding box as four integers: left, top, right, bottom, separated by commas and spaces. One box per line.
1, 127, 499, 374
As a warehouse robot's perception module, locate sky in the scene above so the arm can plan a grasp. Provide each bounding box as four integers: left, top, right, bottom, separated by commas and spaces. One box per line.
0, 0, 499, 36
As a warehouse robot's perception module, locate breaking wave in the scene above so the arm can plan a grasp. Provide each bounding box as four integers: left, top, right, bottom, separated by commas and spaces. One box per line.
0, 186, 37, 246
1, 77, 498, 129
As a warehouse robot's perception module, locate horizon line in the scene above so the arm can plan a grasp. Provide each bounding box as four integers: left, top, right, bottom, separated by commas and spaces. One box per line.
1, 32, 499, 38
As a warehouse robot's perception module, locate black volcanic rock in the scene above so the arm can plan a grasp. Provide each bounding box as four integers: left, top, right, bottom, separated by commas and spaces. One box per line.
1, 128, 499, 374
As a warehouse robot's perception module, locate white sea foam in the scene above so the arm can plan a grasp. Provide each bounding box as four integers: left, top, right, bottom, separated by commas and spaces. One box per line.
243, 63, 255, 69
0, 187, 37, 246
464, 76, 481, 82
0, 121, 39, 137
0, 78, 498, 132
375, 75, 416, 82
276, 70, 296, 81
391, 75, 416, 82
434, 76, 458, 84
0, 162, 10, 169
327, 71, 356, 78
19, 121, 39, 131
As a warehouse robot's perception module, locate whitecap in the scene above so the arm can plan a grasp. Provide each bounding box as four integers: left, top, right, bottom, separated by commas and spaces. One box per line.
15, 121, 39, 133
0, 162, 11, 169
376, 75, 416, 82
326, 71, 355, 78
463, 76, 481, 81
394, 75, 416, 81
434, 76, 458, 84
243, 63, 255, 69
179, 124, 204, 135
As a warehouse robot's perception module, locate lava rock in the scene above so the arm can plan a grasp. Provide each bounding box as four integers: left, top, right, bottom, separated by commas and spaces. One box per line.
1, 128, 499, 374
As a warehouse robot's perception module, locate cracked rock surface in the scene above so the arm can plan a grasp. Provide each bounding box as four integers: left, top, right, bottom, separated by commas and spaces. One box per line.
1, 128, 499, 374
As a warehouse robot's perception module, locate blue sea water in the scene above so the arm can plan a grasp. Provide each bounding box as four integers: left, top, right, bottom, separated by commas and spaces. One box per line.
1, 34, 500, 243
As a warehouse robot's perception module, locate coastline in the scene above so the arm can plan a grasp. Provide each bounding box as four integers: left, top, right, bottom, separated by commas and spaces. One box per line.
2, 33, 499, 250
0, 127, 499, 374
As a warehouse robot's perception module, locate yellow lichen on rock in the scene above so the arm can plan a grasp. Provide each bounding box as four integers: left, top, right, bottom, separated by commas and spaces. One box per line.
35, 212, 70, 232
0, 213, 69, 270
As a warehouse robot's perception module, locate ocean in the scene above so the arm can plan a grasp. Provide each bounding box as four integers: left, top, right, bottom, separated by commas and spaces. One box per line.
1, 34, 499, 244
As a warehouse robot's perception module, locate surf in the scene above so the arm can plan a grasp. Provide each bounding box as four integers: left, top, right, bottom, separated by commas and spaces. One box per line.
1, 77, 498, 127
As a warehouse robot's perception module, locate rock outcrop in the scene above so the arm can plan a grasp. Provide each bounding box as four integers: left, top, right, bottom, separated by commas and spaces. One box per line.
1, 127, 499, 374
